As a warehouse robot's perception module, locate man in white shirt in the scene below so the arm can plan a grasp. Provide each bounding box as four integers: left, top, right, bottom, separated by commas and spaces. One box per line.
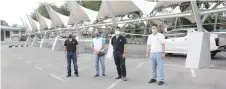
146, 24, 166, 85
91, 31, 106, 77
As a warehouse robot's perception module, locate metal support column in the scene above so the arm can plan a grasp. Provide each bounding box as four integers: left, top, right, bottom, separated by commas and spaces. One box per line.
106, 0, 118, 27
214, 13, 218, 31
105, 0, 118, 60
174, 17, 178, 29
201, 3, 220, 23
191, 1, 203, 31
40, 31, 47, 48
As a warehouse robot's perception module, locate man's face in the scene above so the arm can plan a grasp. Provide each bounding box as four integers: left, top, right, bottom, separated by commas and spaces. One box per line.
69, 34, 73, 39
151, 26, 158, 34
115, 29, 120, 35
152, 26, 158, 30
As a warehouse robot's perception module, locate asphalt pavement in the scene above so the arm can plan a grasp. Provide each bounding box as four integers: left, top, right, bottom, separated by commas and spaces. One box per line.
1, 43, 226, 89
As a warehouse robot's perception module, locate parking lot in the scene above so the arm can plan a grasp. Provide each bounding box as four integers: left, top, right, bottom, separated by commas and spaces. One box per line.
1, 43, 226, 89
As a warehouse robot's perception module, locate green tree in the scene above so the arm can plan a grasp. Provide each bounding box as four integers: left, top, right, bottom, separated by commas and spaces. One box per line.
12, 24, 19, 27
82, 1, 101, 11
30, 2, 69, 21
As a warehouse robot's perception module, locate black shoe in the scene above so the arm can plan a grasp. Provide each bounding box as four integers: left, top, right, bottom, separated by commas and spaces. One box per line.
67, 74, 71, 77
94, 75, 99, 77
148, 79, 156, 83
75, 74, 79, 77
158, 81, 164, 85
122, 77, 127, 81
102, 74, 106, 76
115, 76, 122, 79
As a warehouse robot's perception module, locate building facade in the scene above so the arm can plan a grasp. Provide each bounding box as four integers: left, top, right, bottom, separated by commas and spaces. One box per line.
1, 20, 26, 41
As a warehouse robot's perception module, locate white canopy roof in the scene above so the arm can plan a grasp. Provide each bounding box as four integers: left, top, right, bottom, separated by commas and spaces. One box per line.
97, 0, 140, 18
154, 1, 186, 8
47, 5, 69, 27
36, 12, 51, 30
27, 15, 40, 32
21, 17, 32, 32
67, 1, 98, 22
131, 0, 157, 15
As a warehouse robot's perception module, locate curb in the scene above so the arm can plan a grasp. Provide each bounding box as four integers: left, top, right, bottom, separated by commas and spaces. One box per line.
9, 45, 29, 48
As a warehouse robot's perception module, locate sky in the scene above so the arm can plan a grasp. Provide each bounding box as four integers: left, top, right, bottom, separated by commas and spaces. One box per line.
0, 0, 65, 26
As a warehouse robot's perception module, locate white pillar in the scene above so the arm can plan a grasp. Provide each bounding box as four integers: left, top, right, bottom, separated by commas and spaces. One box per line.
52, 36, 64, 51
185, 1, 211, 69
40, 32, 46, 48
3, 30, 6, 41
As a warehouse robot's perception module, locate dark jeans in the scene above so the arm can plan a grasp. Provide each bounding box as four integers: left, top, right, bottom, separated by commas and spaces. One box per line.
113, 51, 126, 77
67, 52, 78, 74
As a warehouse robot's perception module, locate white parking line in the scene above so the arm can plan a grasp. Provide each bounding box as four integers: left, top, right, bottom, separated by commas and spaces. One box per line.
201, 68, 226, 73
34, 66, 43, 70
25, 61, 32, 64
40, 63, 59, 69
190, 68, 196, 77
58, 74, 67, 78
106, 80, 122, 89
19, 57, 23, 59
58, 69, 83, 78
219, 54, 226, 57
136, 62, 146, 68
164, 63, 184, 68
50, 74, 65, 81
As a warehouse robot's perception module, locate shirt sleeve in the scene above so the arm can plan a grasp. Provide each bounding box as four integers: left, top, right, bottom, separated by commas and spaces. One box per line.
111, 36, 114, 46
123, 36, 127, 44
102, 38, 105, 45
160, 34, 166, 44
91, 38, 94, 46
75, 40, 78, 45
147, 35, 151, 45
64, 40, 67, 46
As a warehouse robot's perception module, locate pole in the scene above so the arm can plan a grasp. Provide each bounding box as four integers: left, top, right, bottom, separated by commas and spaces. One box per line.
105, 0, 117, 27
214, 13, 218, 31
174, 17, 178, 29
191, 0, 203, 32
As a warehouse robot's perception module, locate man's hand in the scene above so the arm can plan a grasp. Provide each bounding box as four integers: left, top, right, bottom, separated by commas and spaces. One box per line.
162, 52, 165, 58
146, 53, 150, 60
76, 53, 79, 59
95, 51, 100, 56
122, 53, 126, 59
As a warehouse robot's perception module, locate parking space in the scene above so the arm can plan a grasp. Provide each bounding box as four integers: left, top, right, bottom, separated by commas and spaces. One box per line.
1, 44, 226, 89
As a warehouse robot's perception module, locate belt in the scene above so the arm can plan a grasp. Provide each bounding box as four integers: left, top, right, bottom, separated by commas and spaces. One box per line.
114, 50, 123, 52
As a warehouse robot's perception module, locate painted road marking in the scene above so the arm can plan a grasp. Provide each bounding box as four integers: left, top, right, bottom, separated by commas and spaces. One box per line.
58, 69, 83, 78
39, 63, 60, 69
106, 80, 122, 89
50, 74, 65, 81
136, 62, 145, 68
25, 61, 32, 64
34, 66, 43, 70
190, 68, 196, 77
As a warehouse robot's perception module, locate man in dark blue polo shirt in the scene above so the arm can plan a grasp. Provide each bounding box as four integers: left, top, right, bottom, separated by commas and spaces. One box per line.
111, 27, 127, 81
64, 34, 79, 77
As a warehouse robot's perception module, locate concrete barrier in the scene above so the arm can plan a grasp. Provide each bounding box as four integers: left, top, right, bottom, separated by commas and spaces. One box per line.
52, 36, 65, 51
31, 36, 40, 47
24, 37, 34, 46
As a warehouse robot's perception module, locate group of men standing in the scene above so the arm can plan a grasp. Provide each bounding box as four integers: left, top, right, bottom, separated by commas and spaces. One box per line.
64, 24, 166, 85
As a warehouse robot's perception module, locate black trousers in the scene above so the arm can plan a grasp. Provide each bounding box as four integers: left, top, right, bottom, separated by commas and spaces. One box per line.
113, 51, 126, 77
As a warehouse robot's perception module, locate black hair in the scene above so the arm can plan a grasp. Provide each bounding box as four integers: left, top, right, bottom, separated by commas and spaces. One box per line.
115, 27, 120, 29
152, 24, 158, 27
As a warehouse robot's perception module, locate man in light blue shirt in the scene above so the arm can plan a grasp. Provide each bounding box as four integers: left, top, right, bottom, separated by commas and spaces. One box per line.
91, 32, 106, 77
